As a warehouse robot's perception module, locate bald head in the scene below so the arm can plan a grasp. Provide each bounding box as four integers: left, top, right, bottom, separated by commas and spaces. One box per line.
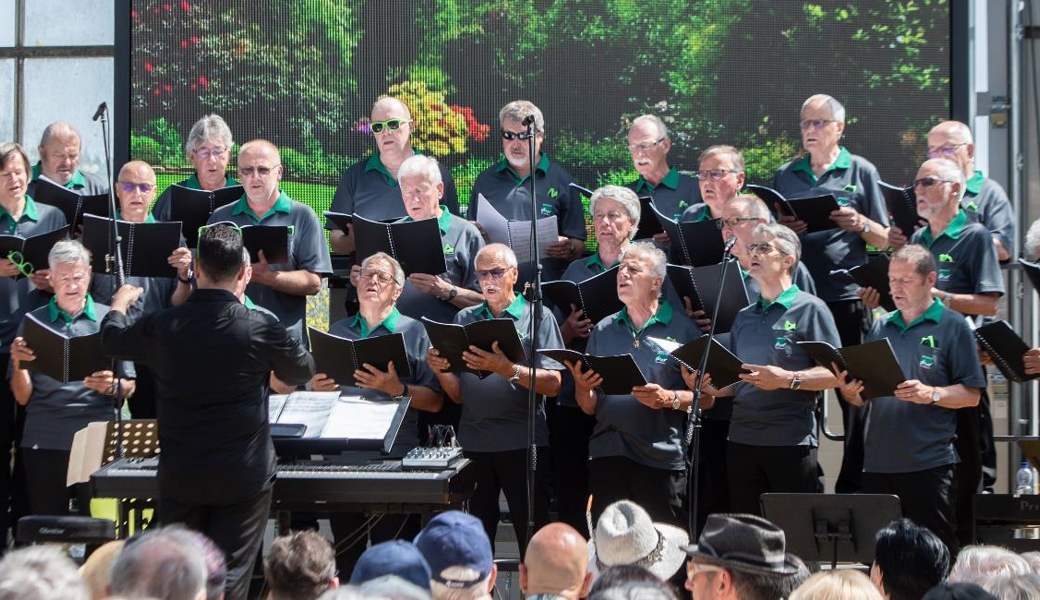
930, 120, 973, 145
521, 523, 590, 600
372, 97, 411, 121
38, 122, 83, 185
238, 139, 281, 164
118, 160, 155, 182
115, 161, 157, 222
39, 122, 81, 148
927, 121, 975, 176
238, 140, 283, 204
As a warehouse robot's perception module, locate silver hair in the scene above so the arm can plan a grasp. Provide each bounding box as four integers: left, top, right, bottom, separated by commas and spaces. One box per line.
754, 222, 801, 276
699, 145, 746, 173
475, 244, 519, 268
499, 100, 544, 134
621, 241, 667, 285
316, 587, 371, 600
801, 94, 846, 123
982, 573, 1040, 600
361, 252, 405, 287
184, 114, 234, 155
734, 194, 772, 221
109, 527, 208, 600
398, 155, 443, 186
1020, 551, 1040, 573
38, 122, 81, 148
630, 114, 668, 139
1023, 219, 1040, 260
48, 240, 91, 271
430, 567, 492, 600
590, 185, 641, 240
948, 545, 1032, 586
0, 546, 90, 600
927, 157, 967, 203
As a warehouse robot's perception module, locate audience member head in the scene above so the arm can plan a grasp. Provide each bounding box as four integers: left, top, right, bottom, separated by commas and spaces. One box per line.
0, 545, 90, 600
948, 546, 1032, 587
265, 530, 339, 600
108, 526, 208, 600
982, 574, 1040, 600
196, 224, 246, 287
589, 579, 679, 600
413, 511, 495, 600
349, 540, 431, 594
790, 570, 883, 600
1018, 552, 1040, 573
923, 582, 999, 600
37, 122, 83, 186
79, 540, 124, 600
589, 500, 688, 582
357, 575, 432, 600
181, 530, 226, 600
872, 518, 950, 600
587, 565, 673, 599
521, 522, 591, 600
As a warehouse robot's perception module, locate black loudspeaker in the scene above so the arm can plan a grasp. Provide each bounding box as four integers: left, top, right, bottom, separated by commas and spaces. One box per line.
16, 516, 117, 545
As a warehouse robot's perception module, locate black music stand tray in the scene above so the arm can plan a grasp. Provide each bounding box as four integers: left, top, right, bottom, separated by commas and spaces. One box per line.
761, 493, 902, 568
101, 419, 159, 537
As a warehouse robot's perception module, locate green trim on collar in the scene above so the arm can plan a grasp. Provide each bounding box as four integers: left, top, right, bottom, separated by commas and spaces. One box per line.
615, 300, 673, 334
965, 170, 984, 196
364, 152, 398, 187
584, 251, 620, 272
889, 298, 944, 332
183, 173, 238, 190
48, 294, 98, 323
691, 205, 713, 222
243, 295, 259, 311
476, 292, 527, 321
349, 306, 402, 338
115, 209, 157, 224
634, 166, 680, 193
790, 147, 852, 185
404, 205, 452, 235
919, 210, 968, 248
231, 191, 292, 224
0, 196, 39, 234
756, 284, 800, 311
32, 163, 86, 189
494, 153, 550, 183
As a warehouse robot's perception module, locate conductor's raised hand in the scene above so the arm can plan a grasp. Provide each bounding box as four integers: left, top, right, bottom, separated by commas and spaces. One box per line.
462, 341, 512, 377
110, 284, 145, 314
168, 247, 193, 280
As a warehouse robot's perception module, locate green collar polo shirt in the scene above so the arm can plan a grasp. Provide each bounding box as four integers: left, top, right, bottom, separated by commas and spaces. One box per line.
909, 211, 1004, 298
152, 173, 239, 223
28, 163, 108, 197
962, 170, 1013, 259
628, 167, 701, 223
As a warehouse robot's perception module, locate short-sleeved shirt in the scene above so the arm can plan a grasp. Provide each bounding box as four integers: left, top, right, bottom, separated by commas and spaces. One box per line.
909, 211, 1005, 298
152, 173, 239, 223
863, 299, 987, 473
467, 154, 586, 282
727, 285, 841, 447
327, 152, 460, 226
27, 163, 108, 197
0, 197, 68, 353
325, 308, 441, 454
452, 294, 565, 452
627, 167, 701, 223
771, 147, 889, 302
207, 191, 333, 343
962, 171, 1013, 258
16, 295, 135, 451
585, 302, 699, 471
393, 208, 484, 324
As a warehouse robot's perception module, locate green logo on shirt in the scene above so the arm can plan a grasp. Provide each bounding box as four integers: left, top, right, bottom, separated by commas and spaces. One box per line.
774, 337, 789, 350
679, 200, 689, 209
938, 269, 951, 281
919, 355, 934, 369
654, 351, 669, 364
547, 187, 559, 198
837, 196, 851, 207
443, 243, 455, 255
938, 253, 954, 263
965, 201, 979, 212
540, 203, 553, 215
783, 320, 797, 331
921, 335, 937, 348
844, 184, 857, 193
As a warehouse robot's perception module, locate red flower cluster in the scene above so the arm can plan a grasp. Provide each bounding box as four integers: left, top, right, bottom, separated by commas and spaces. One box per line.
450, 105, 489, 142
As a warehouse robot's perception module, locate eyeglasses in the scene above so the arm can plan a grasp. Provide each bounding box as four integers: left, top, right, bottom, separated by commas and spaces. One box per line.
118, 182, 155, 194
696, 169, 741, 181
239, 165, 279, 177
194, 148, 228, 160
6, 250, 33, 277
627, 138, 665, 153
358, 270, 396, 285
686, 562, 723, 578
927, 143, 967, 158
800, 119, 835, 130
722, 217, 761, 228
501, 130, 533, 141
476, 267, 510, 280
370, 118, 411, 134
746, 242, 785, 255
912, 177, 955, 189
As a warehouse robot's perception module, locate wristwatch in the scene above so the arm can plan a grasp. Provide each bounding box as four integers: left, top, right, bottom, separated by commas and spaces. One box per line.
930, 387, 941, 404
789, 373, 803, 391
443, 286, 458, 302
393, 384, 408, 400
862, 221, 871, 234
670, 392, 682, 411
178, 270, 193, 285
508, 365, 522, 385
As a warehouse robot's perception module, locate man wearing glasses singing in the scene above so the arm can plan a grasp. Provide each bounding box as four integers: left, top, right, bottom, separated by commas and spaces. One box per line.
152, 114, 238, 222
328, 97, 461, 256
26, 122, 107, 197
207, 140, 332, 345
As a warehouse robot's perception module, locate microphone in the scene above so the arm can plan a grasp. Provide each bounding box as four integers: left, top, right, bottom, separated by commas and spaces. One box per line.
521, 115, 535, 126
723, 236, 738, 254
91, 102, 107, 122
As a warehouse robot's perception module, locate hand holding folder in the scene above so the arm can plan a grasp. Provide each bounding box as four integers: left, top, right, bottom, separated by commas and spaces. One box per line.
308, 327, 412, 388
537, 349, 647, 395
650, 203, 725, 266
744, 184, 841, 233
170, 184, 244, 247
542, 266, 623, 325
649, 335, 749, 389
351, 213, 447, 276
80, 215, 182, 278
421, 317, 526, 378
666, 262, 749, 334
32, 179, 109, 231
798, 338, 906, 399
974, 320, 1039, 383
19, 313, 109, 384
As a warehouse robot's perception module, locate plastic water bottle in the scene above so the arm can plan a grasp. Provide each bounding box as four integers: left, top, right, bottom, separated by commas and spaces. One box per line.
1016, 461, 1034, 496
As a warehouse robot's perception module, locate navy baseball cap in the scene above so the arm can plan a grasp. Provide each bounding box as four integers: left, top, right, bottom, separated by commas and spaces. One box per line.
349, 540, 432, 591
414, 511, 493, 587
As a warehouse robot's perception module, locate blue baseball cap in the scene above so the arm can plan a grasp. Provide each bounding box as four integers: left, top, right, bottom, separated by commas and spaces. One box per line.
414, 511, 493, 587
349, 540, 432, 591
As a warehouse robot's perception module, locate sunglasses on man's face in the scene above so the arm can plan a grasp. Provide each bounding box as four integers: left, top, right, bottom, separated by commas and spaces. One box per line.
501, 130, 533, 141
371, 118, 411, 134
912, 177, 954, 189
476, 267, 510, 280
118, 182, 155, 194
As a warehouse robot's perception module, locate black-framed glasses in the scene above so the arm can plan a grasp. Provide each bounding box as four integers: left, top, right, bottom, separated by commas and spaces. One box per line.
696, 169, 741, 181
371, 118, 411, 134
358, 270, 396, 285
6, 250, 33, 277
476, 267, 510, 280
912, 177, 955, 189
239, 165, 279, 177
501, 130, 533, 141
722, 217, 761, 228
118, 182, 155, 194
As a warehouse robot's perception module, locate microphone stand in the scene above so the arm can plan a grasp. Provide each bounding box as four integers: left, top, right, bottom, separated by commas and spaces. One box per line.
522, 115, 541, 547
685, 237, 738, 538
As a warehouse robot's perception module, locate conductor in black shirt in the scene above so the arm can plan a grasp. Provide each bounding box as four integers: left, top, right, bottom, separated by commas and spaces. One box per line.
99, 224, 314, 600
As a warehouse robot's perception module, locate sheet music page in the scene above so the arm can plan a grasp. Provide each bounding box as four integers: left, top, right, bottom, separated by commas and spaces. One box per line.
506, 215, 558, 263
268, 394, 288, 423
322, 396, 401, 439
275, 392, 340, 438
475, 194, 512, 248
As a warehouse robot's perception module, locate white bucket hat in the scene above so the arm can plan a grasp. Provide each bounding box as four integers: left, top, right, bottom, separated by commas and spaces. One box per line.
587, 500, 689, 581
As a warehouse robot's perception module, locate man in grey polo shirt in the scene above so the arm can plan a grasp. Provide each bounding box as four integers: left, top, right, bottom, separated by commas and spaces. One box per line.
152, 114, 239, 222
207, 140, 332, 345
567, 241, 700, 526
427, 243, 564, 554
26, 122, 107, 198
467, 100, 586, 283
836, 245, 984, 554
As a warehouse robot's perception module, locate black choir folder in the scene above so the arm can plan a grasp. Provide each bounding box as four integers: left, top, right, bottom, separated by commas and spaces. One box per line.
208, 221, 290, 264
0, 225, 70, 278
569, 183, 661, 240
351, 214, 447, 276
21, 313, 108, 384
650, 203, 725, 267
744, 184, 840, 233
830, 254, 895, 312
169, 184, 244, 247
307, 327, 412, 387
666, 262, 749, 334
974, 320, 1038, 383
536, 349, 647, 395
542, 266, 623, 325
32, 179, 109, 230
80, 214, 181, 278
650, 335, 749, 389
879, 181, 923, 236
420, 317, 525, 378
799, 338, 906, 400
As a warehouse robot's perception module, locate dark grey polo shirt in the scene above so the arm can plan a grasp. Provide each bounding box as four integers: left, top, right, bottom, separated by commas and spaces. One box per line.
0, 197, 68, 353
909, 211, 1004, 298
326, 152, 460, 227
453, 294, 565, 452
771, 147, 889, 302
207, 191, 333, 343
627, 167, 701, 223
325, 307, 441, 454
27, 164, 108, 197
963, 171, 1013, 256
585, 301, 699, 471
393, 208, 484, 324
727, 285, 841, 447
862, 299, 987, 473
15, 295, 134, 451
467, 154, 586, 281
152, 173, 239, 223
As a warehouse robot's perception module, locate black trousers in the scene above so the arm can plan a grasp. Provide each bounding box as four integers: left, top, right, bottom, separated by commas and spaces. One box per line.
160, 485, 273, 600
0, 356, 28, 551
727, 442, 817, 516
696, 417, 731, 532
954, 402, 983, 547
826, 300, 869, 494
863, 464, 958, 555
329, 513, 421, 578
547, 403, 596, 536
464, 448, 549, 556
589, 456, 685, 528
23, 448, 90, 517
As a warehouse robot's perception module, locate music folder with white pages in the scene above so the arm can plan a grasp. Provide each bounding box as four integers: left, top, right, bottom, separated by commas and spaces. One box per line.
268, 391, 411, 455
475, 193, 558, 264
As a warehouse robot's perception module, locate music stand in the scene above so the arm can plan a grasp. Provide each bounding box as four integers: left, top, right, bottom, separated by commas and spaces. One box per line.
271, 396, 410, 456
761, 493, 902, 569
